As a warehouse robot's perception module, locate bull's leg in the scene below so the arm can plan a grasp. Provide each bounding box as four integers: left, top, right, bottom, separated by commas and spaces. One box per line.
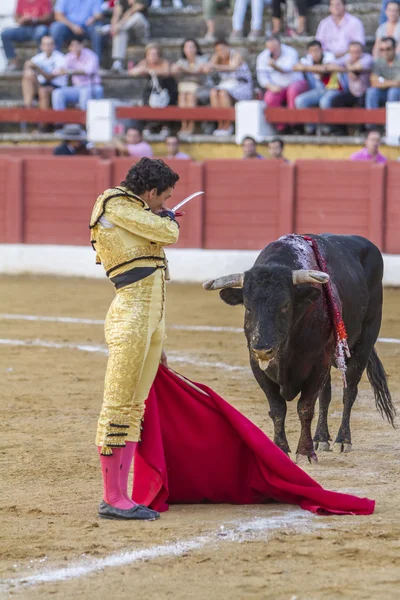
313, 372, 332, 451
296, 392, 319, 463
335, 311, 381, 453
250, 358, 290, 454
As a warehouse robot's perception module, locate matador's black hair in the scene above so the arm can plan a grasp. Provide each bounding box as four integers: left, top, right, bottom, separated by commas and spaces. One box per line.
121, 158, 180, 195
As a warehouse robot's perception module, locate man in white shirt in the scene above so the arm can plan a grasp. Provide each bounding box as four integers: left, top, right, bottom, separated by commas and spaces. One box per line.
22, 35, 67, 108
256, 35, 308, 124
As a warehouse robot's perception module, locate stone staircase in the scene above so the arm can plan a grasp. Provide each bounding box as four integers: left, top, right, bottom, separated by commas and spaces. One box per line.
0, 3, 381, 107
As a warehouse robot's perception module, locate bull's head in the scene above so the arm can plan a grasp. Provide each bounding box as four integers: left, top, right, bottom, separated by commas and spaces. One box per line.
203, 266, 329, 371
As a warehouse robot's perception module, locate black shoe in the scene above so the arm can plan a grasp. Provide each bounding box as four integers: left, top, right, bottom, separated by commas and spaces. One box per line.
98, 500, 160, 520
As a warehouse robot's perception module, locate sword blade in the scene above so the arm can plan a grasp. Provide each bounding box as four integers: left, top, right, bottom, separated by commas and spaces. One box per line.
171, 191, 204, 213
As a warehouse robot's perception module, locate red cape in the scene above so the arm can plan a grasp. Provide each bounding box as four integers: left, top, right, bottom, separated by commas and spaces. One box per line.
132, 366, 374, 516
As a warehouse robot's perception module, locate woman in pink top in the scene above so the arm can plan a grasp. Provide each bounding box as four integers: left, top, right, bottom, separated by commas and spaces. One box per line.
113, 127, 153, 158
350, 129, 387, 163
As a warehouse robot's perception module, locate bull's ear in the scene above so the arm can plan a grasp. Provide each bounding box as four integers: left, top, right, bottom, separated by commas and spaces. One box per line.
219, 288, 244, 306
295, 285, 321, 305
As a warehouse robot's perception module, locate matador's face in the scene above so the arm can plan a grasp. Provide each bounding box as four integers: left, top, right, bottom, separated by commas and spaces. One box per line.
146, 186, 173, 214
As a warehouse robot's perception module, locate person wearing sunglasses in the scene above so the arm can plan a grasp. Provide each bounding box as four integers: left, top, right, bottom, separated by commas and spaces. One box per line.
366, 36, 400, 110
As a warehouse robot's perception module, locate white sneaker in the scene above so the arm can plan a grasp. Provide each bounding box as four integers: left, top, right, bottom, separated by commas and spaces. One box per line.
111, 60, 124, 73
152, 0, 161, 7
173, 0, 183, 7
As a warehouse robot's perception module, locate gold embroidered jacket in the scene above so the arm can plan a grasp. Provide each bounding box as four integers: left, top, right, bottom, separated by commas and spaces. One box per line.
89, 186, 179, 277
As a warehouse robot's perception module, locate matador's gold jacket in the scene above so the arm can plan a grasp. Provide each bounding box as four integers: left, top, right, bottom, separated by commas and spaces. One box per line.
89, 186, 179, 278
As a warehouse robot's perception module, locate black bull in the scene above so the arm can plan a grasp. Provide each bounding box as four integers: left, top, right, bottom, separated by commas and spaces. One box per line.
204, 234, 396, 462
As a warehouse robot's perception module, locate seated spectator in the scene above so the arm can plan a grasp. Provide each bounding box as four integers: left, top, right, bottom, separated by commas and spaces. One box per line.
231, 0, 265, 40
242, 136, 264, 159
268, 137, 289, 161
53, 124, 92, 154
272, 0, 320, 37
172, 38, 212, 135
110, 0, 150, 73
50, 0, 103, 58
366, 36, 400, 110
331, 42, 373, 109
113, 126, 153, 157
379, 0, 400, 26
207, 39, 253, 136
22, 35, 67, 109
350, 128, 387, 163
294, 40, 340, 133
1, 0, 53, 71
129, 43, 178, 108
316, 0, 365, 59
256, 35, 307, 125
52, 38, 104, 110
374, 2, 400, 58
165, 136, 191, 159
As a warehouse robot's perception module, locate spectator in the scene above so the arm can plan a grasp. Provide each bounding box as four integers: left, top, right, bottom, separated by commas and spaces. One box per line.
231, 0, 265, 40
129, 42, 178, 108
379, 0, 400, 26
374, 2, 400, 58
113, 127, 153, 157
50, 0, 103, 58
202, 0, 230, 42
294, 40, 341, 133
316, 0, 365, 59
207, 39, 253, 136
268, 137, 289, 161
256, 35, 307, 123
1, 0, 53, 71
172, 38, 212, 135
22, 35, 67, 109
366, 36, 400, 110
165, 135, 191, 159
350, 129, 387, 163
331, 41, 373, 109
242, 136, 264, 159
52, 38, 104, 110
272, 0, 320, 37
53, 124, 92, 155
110, 0, 150, 73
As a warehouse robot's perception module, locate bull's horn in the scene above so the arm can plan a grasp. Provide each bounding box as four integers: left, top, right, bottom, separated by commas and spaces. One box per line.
292, 269, 330, 285
203, 273, 244, 291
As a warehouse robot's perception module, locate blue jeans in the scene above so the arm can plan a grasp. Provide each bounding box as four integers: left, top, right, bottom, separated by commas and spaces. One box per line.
1, 25, 48, 60
49, 21, 102, 58
294, 88, 342, 109
52, 84, 104, 110
366, 86, 400, 108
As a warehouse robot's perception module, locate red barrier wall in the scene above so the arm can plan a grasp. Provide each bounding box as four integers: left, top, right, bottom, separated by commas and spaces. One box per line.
0, 156, 399, 253
295, 160, 385, 249
385, 161, 400, 254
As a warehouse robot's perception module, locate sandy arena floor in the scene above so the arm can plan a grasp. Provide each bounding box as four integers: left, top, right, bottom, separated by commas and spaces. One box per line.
0, 276, 399, 600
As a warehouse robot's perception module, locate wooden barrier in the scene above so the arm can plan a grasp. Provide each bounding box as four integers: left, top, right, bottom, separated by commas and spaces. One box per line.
0, 156, 399, 253
0, 106, 387, 126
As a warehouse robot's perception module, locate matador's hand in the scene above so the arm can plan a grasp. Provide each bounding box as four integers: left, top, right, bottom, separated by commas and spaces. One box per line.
160, 350, 168, 368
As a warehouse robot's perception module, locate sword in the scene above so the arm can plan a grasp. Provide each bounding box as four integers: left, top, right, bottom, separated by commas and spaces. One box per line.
171, 191, 204, 213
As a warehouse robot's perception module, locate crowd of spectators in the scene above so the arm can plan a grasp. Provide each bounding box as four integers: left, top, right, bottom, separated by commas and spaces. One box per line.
1, 0, 400, 137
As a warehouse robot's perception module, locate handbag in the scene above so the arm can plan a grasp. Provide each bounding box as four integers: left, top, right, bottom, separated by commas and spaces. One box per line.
148, 71, 170, 108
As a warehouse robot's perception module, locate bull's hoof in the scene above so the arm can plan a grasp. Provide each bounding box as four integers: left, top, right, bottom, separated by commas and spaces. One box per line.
314, 441, 331, 452
296, 452, 318, 465
333, 442, 353, 453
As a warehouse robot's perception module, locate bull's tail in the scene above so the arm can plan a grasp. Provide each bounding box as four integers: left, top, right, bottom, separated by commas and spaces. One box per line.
366, 347, 396, 427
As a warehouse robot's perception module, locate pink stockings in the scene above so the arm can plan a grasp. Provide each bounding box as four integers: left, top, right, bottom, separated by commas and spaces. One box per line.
98, 441, 137, 509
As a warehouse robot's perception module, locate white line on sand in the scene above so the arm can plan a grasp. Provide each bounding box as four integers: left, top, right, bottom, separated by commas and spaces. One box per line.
0, 338, 248, 372
1, 313, 400, 344
0, 510, 329, 593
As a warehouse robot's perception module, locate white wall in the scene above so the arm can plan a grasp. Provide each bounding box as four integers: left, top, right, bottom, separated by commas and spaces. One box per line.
0, 244, 399, 286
